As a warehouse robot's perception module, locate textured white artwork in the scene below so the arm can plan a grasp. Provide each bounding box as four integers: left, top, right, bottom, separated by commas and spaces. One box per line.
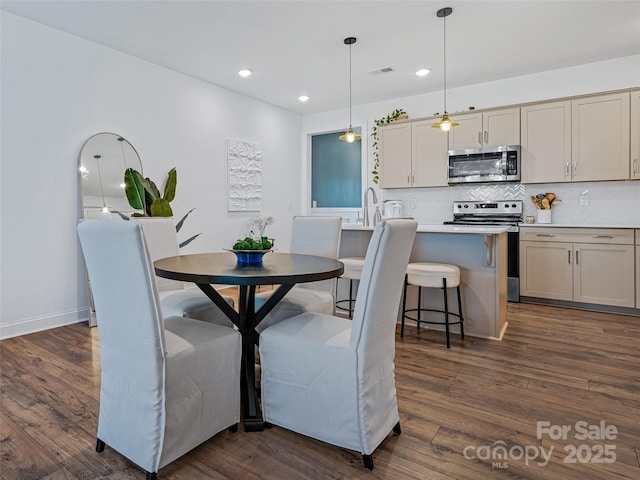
227, 138, 263, 211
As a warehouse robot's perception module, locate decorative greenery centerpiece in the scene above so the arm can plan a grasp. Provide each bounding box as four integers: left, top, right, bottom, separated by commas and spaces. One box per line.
230, 216, 275, 265
370, 108, 408, 184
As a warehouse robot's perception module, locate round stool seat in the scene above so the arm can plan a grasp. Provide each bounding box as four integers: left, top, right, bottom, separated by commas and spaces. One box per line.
406, 262, 460, 289
339, 257, 365, 280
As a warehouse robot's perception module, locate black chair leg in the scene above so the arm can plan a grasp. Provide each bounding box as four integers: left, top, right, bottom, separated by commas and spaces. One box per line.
457, 285, 465, 339
393, 421, 402, 435
362, 454, 374, 470
416, 286, 422, 330
348, 280, 354, 319
442, 278, 450, 348
400, 276, 408, 338
146, 472, 157, 480
96, 438, 105, 453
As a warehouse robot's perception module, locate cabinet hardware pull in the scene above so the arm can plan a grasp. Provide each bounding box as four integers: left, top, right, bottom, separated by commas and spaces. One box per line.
411, 172, 415, 184
593, 235, 613, 239
477, 132, 482, 145
484, 131, 488, 144
407, 172, 410, 184
575, 250, 579, 265
536, 234, 555, 237
568, 250, 571, 264
572, 163, 577, 176
634, 158, 638, 174
565, 162, 570, 177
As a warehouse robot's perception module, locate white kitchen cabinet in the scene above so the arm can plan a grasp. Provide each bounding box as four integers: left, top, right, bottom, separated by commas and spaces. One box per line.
520, 227, 635, 308
379, 122, 412, 188
378, 118, 448, 188
521, 100, 572, 184
571, 92, 630, 181
449, 108, 520, 150
631, 90, 640, 180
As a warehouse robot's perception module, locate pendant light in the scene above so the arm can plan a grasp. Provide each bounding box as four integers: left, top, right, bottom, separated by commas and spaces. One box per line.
339, 36, 361, 143
94, 154, 109, 213
432, 7, 459, 132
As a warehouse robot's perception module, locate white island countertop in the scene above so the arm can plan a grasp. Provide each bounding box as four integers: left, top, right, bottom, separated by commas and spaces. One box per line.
342, 223, 510, 235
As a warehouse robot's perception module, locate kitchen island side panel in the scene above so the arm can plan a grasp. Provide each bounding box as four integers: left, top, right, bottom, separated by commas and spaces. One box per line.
338, 227, 508, 340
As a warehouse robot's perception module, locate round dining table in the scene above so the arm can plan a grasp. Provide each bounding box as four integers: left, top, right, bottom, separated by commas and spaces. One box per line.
154, 251, 344, 431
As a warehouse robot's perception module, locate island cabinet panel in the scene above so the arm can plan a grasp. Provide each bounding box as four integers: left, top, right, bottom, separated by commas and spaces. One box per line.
520, 227, 635, 308
521, 100, 572, 184
449, 108, 520, 150
571, 92, 630, 181
378, 119, 448, 188
636, 230, 640, 309
631, 89, 640, 180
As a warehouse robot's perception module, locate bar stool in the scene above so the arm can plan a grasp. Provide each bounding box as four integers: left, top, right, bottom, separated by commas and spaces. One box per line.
401, 262, 464, 348
335, 257, 365, 319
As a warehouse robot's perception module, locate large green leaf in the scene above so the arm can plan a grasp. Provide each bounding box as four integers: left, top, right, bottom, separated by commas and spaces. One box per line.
124, 168, 146, 212
163, 167, 177, 202
150, 198, 173, 217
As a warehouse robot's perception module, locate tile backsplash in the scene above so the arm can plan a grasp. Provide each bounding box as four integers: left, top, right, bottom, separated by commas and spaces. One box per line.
382, 181, 640, 226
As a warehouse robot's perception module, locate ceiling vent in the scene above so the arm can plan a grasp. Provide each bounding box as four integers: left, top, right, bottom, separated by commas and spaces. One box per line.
369, 67, 394, 76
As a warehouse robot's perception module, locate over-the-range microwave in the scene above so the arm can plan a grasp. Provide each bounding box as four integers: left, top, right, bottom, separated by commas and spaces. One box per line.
447, 145, 520, 184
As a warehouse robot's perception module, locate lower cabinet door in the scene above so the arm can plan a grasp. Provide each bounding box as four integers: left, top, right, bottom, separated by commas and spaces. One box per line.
574, 244, 635, 308
520, 241, 573, 300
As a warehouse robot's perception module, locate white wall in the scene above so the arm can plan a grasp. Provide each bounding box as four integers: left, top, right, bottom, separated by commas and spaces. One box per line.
302, 55, 640, 225
0, 13, 302, 339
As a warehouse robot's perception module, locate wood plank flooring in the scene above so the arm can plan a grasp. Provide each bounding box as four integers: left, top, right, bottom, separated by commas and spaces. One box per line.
1, 296, 639, 479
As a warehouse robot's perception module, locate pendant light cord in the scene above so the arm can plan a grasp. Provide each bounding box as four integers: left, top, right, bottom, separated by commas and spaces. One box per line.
348, 40, 353, 127
95, 154, 106, 208
443, 12, 447, 114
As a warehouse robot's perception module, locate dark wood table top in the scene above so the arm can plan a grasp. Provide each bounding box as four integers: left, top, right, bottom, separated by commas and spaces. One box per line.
154, 252, 344, 286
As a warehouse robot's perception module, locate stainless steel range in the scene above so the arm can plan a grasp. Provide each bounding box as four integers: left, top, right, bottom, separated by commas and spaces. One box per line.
445, 200, 522, 302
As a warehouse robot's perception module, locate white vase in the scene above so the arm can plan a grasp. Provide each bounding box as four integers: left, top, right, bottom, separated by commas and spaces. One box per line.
537, 209, 551, 224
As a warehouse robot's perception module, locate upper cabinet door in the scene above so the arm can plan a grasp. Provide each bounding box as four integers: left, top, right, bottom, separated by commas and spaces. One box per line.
449, 108, 520, 150
448, 112, 483, 150
631, 89, 640, 180
412, 119, 449, 187
521, 100, 572, 184
484, 108, 520, 147
378, 122, 412, 188
572, 92, 630, 181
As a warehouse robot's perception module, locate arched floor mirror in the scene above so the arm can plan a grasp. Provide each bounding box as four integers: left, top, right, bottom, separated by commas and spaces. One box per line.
79, 133, 142, 325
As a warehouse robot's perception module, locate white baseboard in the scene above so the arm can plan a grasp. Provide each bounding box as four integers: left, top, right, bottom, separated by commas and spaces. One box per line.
0, 308, 89, 340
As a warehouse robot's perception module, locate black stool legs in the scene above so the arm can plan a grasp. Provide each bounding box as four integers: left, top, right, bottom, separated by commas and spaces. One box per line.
400, 275, 464, 348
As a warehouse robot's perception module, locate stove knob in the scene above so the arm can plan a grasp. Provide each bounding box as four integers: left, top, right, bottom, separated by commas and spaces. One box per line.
457, 205, 462, 208
504, 204, 509, 208
463, 204, 469, 208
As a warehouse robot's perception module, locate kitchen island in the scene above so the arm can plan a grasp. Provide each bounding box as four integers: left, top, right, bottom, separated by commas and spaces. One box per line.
340, 223, 509, 340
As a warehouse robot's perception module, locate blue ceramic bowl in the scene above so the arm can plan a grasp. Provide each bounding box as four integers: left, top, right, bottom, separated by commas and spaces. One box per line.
229, 249, 272, 265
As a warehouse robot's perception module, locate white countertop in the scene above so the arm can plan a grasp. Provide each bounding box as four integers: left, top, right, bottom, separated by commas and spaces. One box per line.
342, 223, 510, 234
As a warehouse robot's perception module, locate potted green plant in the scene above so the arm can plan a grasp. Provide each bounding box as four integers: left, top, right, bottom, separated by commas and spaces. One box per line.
370, 108, 407, 184
123, 167, 200, 248
124, 167, 176, 217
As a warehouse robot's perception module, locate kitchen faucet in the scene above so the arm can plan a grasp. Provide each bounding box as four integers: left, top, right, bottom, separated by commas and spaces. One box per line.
363, 187, 380, 226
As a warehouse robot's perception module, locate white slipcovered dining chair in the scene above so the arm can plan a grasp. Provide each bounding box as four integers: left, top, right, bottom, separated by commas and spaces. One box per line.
254, 216, 342, 333
139, 218, 235, 328
259, 219, 417, 470
78, 220, 241, 480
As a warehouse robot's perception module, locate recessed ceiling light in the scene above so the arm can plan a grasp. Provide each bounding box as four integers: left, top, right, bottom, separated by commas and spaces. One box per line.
238, 69, 252, 77
298, 95, 310, 102
415, 68, 430, 77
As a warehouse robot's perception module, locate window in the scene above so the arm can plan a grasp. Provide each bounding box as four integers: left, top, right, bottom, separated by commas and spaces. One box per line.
310, 130, 362, 208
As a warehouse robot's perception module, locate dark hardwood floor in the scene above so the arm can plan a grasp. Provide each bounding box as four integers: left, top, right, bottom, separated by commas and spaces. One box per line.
1, 296, 639, 479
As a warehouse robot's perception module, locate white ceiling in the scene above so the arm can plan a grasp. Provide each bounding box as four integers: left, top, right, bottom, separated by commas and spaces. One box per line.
2, 0, 639, 115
